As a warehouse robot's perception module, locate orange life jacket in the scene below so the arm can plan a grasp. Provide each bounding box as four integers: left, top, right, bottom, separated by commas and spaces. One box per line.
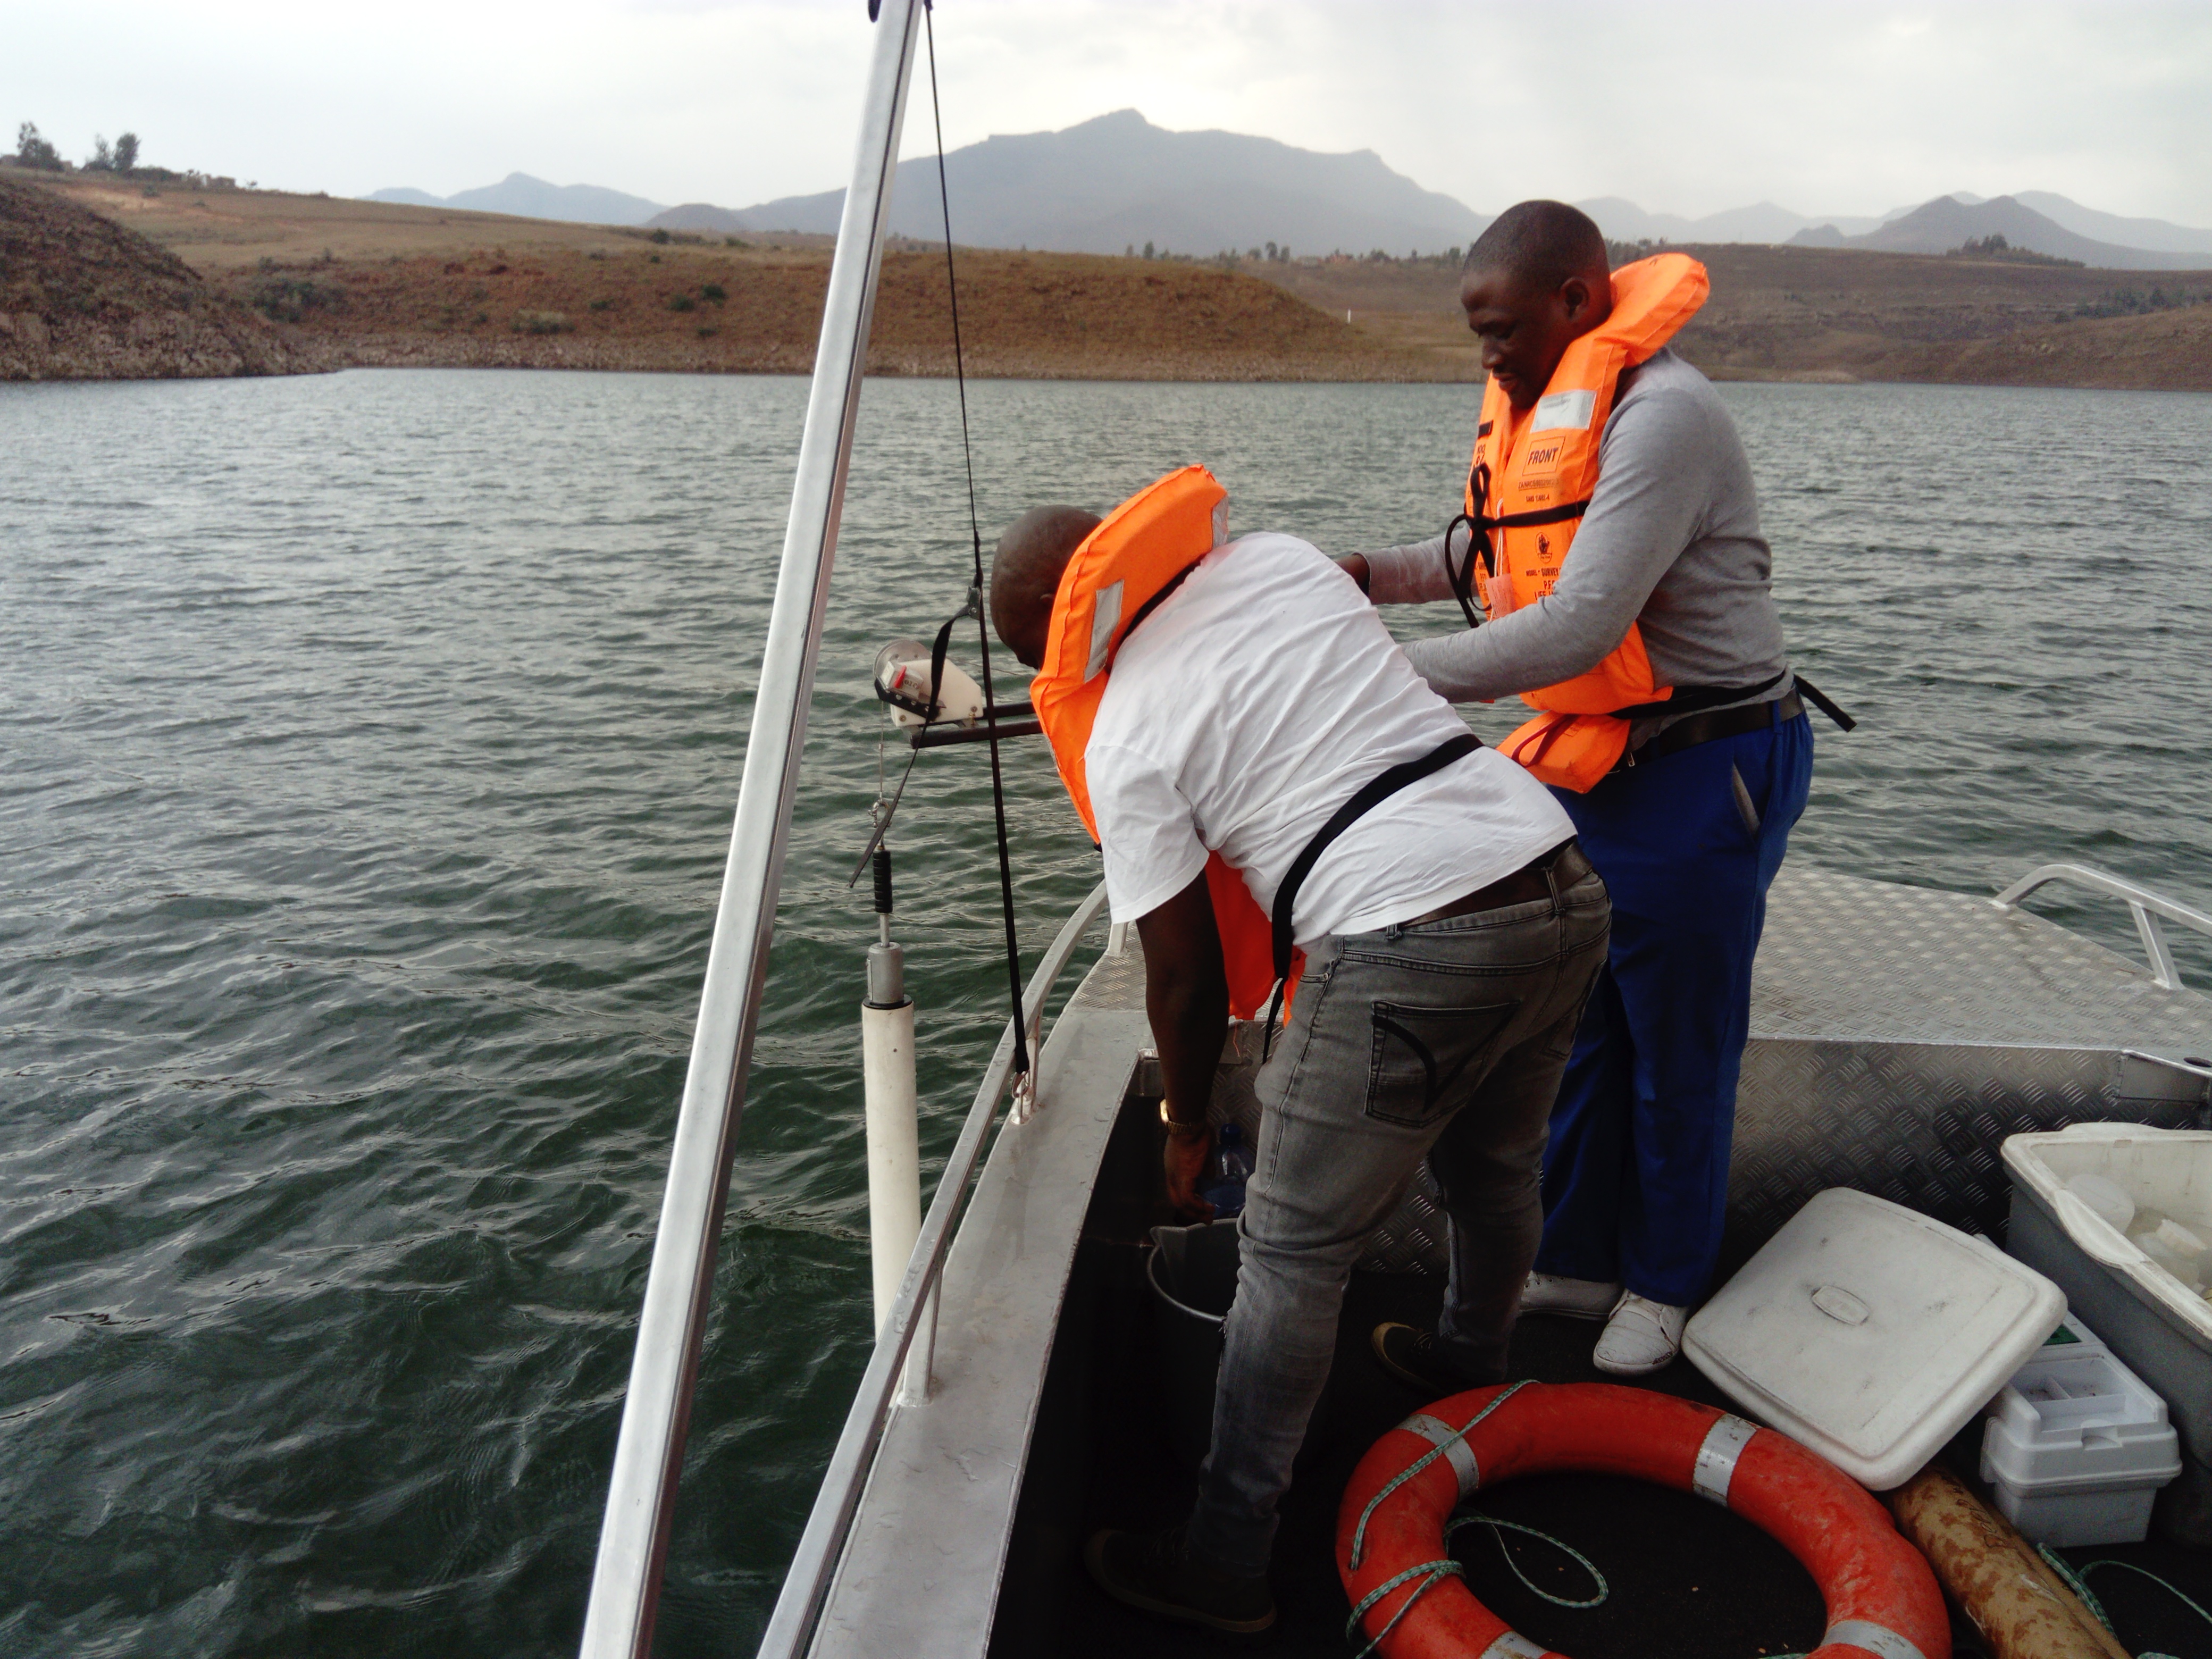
1028, 466, 1292, 1020
1458, 253, 1710, 791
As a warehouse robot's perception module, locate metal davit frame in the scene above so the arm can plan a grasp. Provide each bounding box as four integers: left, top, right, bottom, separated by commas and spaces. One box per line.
579, 6, 925, 1655
1994, 861, 2212, 993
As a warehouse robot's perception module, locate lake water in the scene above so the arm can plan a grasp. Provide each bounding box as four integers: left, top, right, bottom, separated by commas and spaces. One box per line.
3, 370, 2209, 1657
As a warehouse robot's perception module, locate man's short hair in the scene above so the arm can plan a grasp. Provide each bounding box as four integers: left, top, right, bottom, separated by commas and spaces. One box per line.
1463, 200, 1609, 292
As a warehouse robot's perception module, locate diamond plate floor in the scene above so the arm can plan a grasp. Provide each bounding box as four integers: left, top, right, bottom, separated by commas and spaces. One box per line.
1752, 865, 2212, 1051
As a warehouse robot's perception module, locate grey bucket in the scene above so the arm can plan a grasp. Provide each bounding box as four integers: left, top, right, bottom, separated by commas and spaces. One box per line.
1146, 1218, 1244, 1469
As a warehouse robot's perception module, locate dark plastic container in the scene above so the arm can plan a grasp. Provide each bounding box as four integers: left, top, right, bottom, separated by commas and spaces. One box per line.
1146, 1219, 1243, 1469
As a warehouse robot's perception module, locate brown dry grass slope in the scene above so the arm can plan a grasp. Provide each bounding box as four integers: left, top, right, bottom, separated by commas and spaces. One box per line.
195, 244, 1459, 381
9, 174, 1455, 381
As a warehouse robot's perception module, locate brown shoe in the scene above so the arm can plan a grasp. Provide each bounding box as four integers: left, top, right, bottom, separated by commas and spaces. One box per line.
1083, 1523, 1276, 1635
1370, 1321, 1485, 1396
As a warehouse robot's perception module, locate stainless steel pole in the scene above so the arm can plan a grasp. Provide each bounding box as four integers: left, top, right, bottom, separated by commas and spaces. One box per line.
578, 6, 923, 1655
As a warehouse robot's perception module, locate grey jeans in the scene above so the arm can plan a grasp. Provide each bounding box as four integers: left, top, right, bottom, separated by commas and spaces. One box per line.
1185, 851, 1610, 1574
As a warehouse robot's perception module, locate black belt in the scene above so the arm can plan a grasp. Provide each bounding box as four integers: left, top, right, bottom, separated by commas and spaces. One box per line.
1262, 731, 1482, 1053
1627, 690, 1803, 768
1401, 838, 1593, 925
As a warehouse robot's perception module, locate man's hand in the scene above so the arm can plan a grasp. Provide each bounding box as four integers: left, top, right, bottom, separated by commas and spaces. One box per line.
1163, 1120, 1215, 1221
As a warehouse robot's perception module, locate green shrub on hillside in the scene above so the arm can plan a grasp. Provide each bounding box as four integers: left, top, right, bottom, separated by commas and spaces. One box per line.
514, 311, 569, 334
251, 276, 342, 322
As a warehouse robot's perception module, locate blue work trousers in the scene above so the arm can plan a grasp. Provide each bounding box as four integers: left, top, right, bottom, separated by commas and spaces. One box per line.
1531, 707, 1813, 1306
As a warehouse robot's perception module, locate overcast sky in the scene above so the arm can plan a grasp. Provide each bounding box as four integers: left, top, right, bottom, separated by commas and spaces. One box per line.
7, 0, 2208, 226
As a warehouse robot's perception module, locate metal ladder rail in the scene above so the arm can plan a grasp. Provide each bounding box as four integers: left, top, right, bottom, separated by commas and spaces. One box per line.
578, 5, 926, 1656
756, 880, 1110, 1659
1993, 862, 2212, 992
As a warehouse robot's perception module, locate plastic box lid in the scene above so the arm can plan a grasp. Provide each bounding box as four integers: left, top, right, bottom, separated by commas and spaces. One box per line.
1982, 1314, 2181, 1493
1684, 1188, 2065, 1488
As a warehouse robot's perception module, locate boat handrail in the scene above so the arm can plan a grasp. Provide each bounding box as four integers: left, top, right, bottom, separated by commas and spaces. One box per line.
755, 879, 1111, 1659
1993, 861, 2212, 992
578, 5, 926, 1657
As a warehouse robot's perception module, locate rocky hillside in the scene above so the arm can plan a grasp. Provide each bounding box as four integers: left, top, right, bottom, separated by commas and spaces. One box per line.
0, 175, 318, 380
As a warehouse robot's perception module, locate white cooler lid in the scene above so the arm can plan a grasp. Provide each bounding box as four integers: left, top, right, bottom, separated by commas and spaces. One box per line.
1683, 1188, 2065, 1488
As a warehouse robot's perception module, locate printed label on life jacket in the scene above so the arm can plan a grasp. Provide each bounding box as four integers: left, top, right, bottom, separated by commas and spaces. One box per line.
1521, 436, 1565, 495
1531, 388, 1596, 432
1085, 580, 1122, 681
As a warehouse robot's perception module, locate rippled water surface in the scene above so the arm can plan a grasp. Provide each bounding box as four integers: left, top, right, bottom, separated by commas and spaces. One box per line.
4, 371, 2209, 1656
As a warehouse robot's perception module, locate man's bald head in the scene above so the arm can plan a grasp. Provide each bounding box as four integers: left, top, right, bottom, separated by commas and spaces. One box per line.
1462, 200, 1610, 295
1457, 201, 1614, 410
991, 504, 1101, 670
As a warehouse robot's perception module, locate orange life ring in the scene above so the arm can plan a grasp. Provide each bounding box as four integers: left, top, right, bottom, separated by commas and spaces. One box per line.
1337, 1381, 1950, 1659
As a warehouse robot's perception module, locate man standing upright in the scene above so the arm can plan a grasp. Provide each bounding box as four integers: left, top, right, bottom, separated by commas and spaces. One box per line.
1341, 201, 1822, 1376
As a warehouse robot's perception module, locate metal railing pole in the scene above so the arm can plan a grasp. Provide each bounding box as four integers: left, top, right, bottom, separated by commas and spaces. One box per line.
578, 6, 924, 1655
1993, 861, 2212, 992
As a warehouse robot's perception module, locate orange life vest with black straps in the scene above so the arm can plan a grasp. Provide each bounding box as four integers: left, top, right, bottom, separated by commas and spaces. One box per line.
1028, 466, 1292, 1020
1455, 253, 1710, 791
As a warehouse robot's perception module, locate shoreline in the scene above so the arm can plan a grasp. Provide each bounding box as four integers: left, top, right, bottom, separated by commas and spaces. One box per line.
5, 175, 2208, 391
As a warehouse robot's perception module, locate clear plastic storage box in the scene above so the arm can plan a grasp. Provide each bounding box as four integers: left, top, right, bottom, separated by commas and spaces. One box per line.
1979, 1313, 2181, 1546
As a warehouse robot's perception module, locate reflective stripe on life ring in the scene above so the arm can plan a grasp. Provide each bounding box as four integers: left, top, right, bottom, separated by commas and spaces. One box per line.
1692, 1412, 1759, 1505
1336, 1381, 1949, 1659
1398, 1411, 1482, 1498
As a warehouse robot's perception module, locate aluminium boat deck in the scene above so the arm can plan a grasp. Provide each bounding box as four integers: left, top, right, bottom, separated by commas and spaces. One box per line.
807, 865, 2212, 1656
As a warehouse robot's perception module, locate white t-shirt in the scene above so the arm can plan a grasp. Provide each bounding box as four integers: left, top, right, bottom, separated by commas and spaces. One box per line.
1086, 532, 1574, 945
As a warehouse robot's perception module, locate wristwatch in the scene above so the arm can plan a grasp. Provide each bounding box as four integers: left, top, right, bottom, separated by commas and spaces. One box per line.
1160, 1101, 1208, 1135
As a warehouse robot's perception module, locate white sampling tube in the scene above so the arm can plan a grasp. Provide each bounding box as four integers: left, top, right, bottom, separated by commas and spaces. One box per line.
861, 839, 920, 1339
862, 956, 919, 1334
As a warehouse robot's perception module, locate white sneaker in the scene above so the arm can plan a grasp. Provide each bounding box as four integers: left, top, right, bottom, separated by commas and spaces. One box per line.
1519, 1272, 1622, 1320
1593, 1293, 1689, 1377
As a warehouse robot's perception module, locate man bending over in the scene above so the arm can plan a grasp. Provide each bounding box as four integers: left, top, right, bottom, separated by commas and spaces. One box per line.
992, 468, 1610, 1635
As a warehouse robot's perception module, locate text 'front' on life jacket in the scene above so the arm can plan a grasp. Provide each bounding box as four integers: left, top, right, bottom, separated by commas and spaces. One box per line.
1027, 465, 1294, 1021
1459, 253, 1710, 791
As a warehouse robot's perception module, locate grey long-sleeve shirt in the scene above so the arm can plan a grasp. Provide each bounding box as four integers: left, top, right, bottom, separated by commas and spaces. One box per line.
1363, 349, 1789, 728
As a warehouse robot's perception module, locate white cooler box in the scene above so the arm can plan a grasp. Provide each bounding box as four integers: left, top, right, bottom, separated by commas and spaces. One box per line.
1980, 1313, 2181, 1546
2003, 1125, 2212, 1546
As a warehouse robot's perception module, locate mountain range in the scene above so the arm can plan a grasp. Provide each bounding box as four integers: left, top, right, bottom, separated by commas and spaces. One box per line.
1788, 195, 2212, 270
368, 113, 2212, 271
368, 173, 665, 226
655, 110, 1485, 257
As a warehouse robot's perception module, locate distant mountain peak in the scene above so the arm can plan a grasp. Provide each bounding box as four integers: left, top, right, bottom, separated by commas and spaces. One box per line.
365, 174, 665, 227
1842, 194, 2212, 269
668, 110, 1490, 257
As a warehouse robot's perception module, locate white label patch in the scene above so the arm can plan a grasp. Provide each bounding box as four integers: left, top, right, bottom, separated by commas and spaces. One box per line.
1531, 388, 1597, 432
1084, 580, 1123, 681
1825, 1621, 1928, 1659
1397, 1412, 1481, 1497
1210, 496, 1230, 547
1692, 1414, 1758, 1507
